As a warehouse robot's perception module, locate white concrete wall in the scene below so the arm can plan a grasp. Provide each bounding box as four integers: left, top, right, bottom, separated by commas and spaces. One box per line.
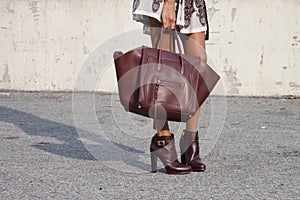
207, 0, 300, 96
0, 0, 299, 96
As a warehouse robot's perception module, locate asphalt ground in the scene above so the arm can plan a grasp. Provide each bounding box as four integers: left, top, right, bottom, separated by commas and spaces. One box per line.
0, 92, 299, 199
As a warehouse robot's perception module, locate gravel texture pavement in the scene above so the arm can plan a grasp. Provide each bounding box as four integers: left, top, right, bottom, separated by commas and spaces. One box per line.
0, 92, 299, 199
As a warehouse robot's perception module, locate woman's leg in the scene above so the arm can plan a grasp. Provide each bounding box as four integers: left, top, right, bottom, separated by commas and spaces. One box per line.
149, 18, 172, 136
182, 32, 207, 132
148, 18, 193, 174
179, 31, 207, 172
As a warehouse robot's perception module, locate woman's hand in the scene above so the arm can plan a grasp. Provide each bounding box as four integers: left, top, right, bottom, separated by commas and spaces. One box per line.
162, 0, 176, 29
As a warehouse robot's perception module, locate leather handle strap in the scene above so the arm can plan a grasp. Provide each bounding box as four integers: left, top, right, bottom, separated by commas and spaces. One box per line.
158, 28, 183, 54
157, 28, 184, 74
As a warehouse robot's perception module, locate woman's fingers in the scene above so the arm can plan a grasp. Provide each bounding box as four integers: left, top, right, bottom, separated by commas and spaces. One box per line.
162, 1, 176, 29
163, 17, 175, 29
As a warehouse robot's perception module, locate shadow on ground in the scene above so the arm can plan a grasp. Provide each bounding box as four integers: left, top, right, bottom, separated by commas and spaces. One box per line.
0, 106, 150, 171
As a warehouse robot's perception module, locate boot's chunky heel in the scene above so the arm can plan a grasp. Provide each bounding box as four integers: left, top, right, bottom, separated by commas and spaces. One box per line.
150, 133, 192, 174
150, 152, 158, 173
180, 130, 206, 172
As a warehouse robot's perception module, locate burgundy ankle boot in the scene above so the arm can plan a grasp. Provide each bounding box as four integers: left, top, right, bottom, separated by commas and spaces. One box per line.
180, 130, 206, 172
150, 133, 192, 174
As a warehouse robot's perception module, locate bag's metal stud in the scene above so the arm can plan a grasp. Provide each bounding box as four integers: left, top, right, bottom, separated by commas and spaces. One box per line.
137, 104, 142, 109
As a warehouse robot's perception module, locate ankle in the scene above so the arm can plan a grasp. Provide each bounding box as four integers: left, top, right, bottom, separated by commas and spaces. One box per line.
182, 130, 198, 140
184, 129, 198, 134
158, 130, 171, 137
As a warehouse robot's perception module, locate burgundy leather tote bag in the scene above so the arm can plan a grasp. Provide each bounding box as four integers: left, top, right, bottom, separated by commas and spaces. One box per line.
113, 30, 220, 129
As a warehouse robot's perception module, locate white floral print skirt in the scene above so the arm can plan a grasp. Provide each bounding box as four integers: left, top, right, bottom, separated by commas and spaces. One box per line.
132, 0, 208, 36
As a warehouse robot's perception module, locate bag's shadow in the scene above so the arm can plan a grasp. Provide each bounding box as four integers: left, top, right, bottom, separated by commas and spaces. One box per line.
0, 106, 151, 172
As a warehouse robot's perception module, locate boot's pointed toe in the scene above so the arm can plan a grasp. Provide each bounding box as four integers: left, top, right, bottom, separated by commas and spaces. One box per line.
188, 158, 206, 172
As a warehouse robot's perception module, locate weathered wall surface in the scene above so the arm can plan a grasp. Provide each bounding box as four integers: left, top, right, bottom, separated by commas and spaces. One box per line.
207, 0, 300, 96
0, 0, 300, 96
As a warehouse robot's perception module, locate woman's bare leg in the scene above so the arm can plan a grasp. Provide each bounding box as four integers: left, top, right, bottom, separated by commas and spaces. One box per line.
182, 32, 207, 132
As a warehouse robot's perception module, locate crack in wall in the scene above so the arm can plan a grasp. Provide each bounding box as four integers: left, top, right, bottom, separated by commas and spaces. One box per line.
6, 1, 14, 13
1, 64, 11, 83
28, 0, 40, 22
223, 63, 242, 95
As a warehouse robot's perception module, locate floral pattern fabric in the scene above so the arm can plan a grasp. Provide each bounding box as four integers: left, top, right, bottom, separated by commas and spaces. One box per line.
133, 0, 207, 34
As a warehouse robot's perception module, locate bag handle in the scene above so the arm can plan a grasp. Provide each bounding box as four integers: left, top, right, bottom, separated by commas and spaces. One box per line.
157, 28, 185, 74
158, 28, 183, 54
